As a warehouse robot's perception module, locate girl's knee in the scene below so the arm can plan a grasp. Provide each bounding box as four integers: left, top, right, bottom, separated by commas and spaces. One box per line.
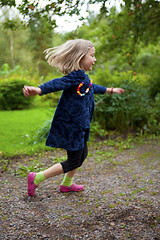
69, 161, 82, 171
61, 160, 81, 173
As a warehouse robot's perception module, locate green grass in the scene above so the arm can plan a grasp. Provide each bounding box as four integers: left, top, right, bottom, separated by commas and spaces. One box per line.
0, 107, 159, 158
0, 107, 55, 156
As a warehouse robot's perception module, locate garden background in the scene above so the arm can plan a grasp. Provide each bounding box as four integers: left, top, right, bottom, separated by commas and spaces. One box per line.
0, 0, 160, 157
0, 1, 160, 239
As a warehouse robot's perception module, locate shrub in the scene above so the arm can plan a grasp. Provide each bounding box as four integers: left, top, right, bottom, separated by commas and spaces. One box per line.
143, 93, 160, 134
0, 63, 30, 78
134, 51, 160, 98
93, 71, 151, 131
31, 118, 52, 144
0, 78, 34, 110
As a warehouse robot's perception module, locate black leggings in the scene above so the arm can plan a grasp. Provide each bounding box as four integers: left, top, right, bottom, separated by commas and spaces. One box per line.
61, 142, 88, 173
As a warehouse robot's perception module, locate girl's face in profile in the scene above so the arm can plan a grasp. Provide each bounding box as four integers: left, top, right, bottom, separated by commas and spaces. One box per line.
80, 47, 97, 72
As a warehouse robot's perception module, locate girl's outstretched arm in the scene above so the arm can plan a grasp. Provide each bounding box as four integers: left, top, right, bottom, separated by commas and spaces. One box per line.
106, 87, 124, 94
23, 85, 42, 97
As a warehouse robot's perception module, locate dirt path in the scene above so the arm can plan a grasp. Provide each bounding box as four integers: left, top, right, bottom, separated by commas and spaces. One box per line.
0, 138, 160, 239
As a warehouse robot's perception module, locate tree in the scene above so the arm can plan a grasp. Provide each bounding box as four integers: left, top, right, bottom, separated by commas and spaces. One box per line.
1, 1, 159, 51
0, 5, 54, 74
111, 1, 160, 55
75, 1, 160, 66
1, 0, 160, 72
28, 15, 54, 75
0, 0, 105, 28
0, 7, 33, 69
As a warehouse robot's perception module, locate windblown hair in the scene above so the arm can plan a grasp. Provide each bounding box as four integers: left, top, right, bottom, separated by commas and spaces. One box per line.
44, 39, 93, 75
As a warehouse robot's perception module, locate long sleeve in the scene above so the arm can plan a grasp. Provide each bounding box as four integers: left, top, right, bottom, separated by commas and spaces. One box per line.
39, 77, 76, 95
93, 84, 106, 94
38, 70, 106, 151
39, 70, 86, 95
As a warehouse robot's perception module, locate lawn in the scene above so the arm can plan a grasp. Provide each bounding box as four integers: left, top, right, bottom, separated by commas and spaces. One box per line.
0, 107, 55, 156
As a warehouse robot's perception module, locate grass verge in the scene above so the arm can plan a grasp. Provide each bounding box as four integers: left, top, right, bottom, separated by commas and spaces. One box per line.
0, 107, 54, 157
0, 107, 159, 158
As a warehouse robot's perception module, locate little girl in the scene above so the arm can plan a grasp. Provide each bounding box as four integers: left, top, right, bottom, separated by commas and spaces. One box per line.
23, 39, 124, 197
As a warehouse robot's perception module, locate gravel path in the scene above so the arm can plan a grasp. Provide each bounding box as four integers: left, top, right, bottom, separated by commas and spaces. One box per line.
0, 138, 160, 239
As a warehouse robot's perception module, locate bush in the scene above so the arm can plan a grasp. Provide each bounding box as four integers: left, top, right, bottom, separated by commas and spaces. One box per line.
134, 50, 160, 98
0, 78, 34, 110
93, 71, 151, 131
32, 118, 52, 144
0, 63, 30, 78
143, 93, 160, 134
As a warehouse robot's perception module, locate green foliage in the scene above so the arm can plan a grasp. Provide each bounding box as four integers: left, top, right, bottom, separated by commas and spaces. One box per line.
69, 1, 160, 68
90, 121, 108, 138
0, 1, 159, 138
1, 0, 159, 50
0, 0, 16, 7
0, 0, 107, 28
3, 18, 25, 30
0, 63, 29, 77
15, 159, 45, 177
0, 106, 159, 158
28, 15, 53, 76
143, 93, 160, 134
1, 1, 160, 77
93, 70, 151, 131
32, 118, 52, 144
92, 67, 160, 135
0, 78, 33, 110
0, 9, 33, 69
0, 8, 53, 75
134, 45, 160, 98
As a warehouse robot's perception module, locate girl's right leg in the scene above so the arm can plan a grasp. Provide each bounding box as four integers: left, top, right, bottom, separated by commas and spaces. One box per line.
27, 163, 64, 197
28, 143, 88, 196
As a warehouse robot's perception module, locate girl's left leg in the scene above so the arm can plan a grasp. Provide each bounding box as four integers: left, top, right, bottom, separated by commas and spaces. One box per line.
60, 143, 88, 192
60, 168, 78, 188
67, 168, 78, 178
60, 167, 84, 192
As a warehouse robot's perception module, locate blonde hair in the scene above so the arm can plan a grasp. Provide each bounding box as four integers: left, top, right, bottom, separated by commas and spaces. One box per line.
44, 39, 93, 75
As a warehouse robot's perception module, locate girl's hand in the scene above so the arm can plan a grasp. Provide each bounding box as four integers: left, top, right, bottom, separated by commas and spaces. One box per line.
23, 86, 42, 97
113, 88, 124, 94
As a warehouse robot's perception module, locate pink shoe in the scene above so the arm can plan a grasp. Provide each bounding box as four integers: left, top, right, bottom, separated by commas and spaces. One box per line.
60, 183, 84, 193
27, 172, 38, 197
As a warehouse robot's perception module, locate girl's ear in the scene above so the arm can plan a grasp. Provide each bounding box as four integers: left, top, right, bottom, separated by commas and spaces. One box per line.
79, 58, 83, 69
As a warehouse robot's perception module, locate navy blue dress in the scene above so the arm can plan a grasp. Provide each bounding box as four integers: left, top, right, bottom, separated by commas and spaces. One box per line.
39, 70, 106, 151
